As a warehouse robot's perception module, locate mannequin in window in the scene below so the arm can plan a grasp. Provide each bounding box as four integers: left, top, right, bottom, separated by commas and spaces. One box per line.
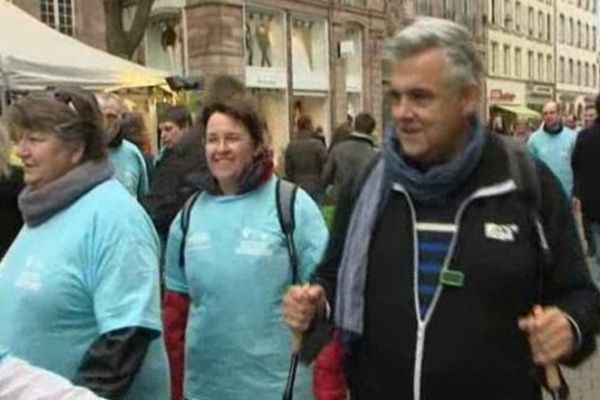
255, 22, 272, 67
161, 23, 178, 71
245, 22, 254, 66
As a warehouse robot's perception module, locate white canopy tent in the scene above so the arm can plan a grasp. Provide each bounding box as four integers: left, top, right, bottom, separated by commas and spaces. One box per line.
0, 0, 170, 92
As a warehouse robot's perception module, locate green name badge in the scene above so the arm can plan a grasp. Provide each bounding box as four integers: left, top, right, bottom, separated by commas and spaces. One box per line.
440, 268, 465, 288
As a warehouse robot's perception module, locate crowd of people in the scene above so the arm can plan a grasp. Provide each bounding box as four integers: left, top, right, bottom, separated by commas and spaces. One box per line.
0, 16, 599, 400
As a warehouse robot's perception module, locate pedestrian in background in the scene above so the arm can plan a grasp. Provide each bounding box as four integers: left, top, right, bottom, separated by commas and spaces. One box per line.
573, 96, 600, 284
283, 17, 599, 400
0, 122, 23, 258
322, 112, 378, 204
285, 115, 328, 202
121, 111, 155, 182
528, 101, 577, 197
155, 105, 192, 168
163, 96, 328, 400
96, 93, 149, 198
0, 88, 169, 400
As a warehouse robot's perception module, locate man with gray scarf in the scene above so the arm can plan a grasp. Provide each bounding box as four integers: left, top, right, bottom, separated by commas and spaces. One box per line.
283, 17, 599, 400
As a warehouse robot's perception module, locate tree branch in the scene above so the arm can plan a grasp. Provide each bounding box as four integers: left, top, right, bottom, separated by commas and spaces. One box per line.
126, 0, 155, 56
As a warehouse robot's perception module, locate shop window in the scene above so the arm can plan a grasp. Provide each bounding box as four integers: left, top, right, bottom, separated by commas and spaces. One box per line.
145, 13, 184, 75
245, 8, 286, 69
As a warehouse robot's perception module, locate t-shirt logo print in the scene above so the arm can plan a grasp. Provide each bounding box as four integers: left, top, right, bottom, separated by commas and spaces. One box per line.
484, 223, 519, 242
235, 227, 273, 256
15, 256, 43, 291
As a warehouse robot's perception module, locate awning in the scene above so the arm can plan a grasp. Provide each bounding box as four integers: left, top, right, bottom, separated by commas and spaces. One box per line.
492, 104, 540, 119
0, 1, 170, 91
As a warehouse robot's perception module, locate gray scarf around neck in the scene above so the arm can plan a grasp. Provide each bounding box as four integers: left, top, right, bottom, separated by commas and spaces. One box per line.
19, 160, 114, 227
335, 120, 485, 338
383, 120, 485, 204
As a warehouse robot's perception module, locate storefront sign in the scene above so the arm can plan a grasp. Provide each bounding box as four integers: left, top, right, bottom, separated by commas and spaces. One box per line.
531, 85, 553, 95
490, 89, 516, 103
246, 67, 287, 89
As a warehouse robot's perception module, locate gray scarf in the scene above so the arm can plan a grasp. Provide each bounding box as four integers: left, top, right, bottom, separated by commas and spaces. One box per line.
335, 121, 485, 338
19, 160, 114, 227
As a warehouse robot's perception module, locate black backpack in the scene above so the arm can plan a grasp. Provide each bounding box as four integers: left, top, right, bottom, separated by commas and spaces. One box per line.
499, 135, 569, 398
177, 179, 301, 284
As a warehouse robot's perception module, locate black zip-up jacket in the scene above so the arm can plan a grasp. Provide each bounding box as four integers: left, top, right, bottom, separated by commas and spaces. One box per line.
572, 121, 600, 222
314, 133, 599, 400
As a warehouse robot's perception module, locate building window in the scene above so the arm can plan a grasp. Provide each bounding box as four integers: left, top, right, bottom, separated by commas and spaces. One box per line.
569, 59, 573, 84
39, 0, 74, 36
528, 7, 534, 37
585, 24, 590, 49
491, 42, 499, 74
577, 61, 582, 85
593, 64, 597, 87
585, 62, 590, 86
559, 57, 565, 83
491, 0, 499, 25
515, 2, 521, 32
559, 14, 565, 43
546, 14, 551, 42
528, 51, 535, 79
504, 45, 511, 75
504, 0, 512, 29
515, 47, 522, 77
538, 11, 544, 39
569, 18, 574, 45
547, 55, 552, 82
538, 53, 544, 81
593, 27, 597, 51
577, 21, 582, 47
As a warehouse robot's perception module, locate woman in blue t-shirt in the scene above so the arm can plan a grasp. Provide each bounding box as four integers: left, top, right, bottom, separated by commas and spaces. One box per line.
0, 88, 168, 399
164, 96, 328, 400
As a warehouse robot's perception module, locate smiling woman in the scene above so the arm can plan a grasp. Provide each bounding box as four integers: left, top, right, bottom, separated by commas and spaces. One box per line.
163, 96, 329, 400
0, 87, 169, 399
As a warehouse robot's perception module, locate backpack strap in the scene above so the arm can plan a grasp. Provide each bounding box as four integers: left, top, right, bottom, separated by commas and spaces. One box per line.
276, 178, 300, 284
178, 191, 202, 268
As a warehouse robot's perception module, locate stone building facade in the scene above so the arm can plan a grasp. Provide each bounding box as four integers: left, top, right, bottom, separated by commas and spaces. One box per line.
143, 0, 390, 154
556, 0, 599, 117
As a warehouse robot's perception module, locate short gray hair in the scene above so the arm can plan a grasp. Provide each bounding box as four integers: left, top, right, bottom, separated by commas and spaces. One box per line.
385, 17, 483, 90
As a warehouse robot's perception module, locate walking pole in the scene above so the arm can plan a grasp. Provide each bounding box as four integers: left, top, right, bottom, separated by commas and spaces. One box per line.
545, 364, 565, 400
282, 331, 302, 400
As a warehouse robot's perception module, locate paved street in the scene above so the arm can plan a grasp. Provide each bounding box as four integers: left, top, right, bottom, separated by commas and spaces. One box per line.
543, 340, 600, 400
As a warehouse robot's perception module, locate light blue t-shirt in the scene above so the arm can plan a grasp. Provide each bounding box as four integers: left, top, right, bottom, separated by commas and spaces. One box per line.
527, 126, 577, 196
165, 176, 328, 400
0, 180, 169, 400
109, 139, 149, 198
